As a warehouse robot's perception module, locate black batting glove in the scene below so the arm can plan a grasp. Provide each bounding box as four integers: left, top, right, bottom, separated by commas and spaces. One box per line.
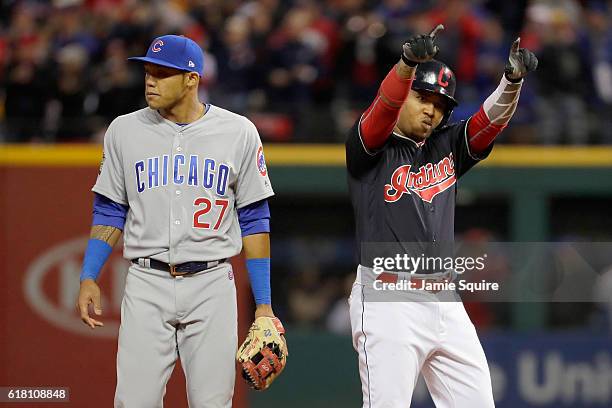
504, 37, 538, 82
402, 24, 444, 67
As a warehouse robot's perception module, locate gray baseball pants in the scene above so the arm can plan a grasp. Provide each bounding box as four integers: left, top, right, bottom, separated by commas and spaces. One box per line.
114, 262, 237, 408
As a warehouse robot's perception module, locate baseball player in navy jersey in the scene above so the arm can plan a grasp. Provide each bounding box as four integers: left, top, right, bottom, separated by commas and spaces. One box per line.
346, 25, 537, 407
76, 35, 287, 407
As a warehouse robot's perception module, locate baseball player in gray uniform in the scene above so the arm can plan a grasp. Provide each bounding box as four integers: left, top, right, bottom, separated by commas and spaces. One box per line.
76, 35, 286, 407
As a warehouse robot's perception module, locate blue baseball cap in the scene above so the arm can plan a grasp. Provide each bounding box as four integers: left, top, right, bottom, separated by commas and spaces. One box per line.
128, 35, 204, 76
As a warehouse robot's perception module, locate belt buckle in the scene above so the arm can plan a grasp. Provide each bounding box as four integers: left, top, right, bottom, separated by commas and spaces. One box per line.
169, 264, 187, 277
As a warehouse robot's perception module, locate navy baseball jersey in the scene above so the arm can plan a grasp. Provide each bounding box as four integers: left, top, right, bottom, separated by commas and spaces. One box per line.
346, 119, 493, 269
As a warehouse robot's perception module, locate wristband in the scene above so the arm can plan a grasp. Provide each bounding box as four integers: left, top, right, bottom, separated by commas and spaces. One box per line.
401, 53, 418, 67
504, 73, 523, 83
80, 239, 113, 282
246, 258, 271, 305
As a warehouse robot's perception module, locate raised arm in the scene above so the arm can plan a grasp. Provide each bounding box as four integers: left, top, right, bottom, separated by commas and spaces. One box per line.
467, 38, 538, 153
360, 25, 445, 151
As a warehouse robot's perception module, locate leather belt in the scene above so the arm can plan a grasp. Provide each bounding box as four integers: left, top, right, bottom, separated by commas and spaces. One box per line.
131, 258, 227, 277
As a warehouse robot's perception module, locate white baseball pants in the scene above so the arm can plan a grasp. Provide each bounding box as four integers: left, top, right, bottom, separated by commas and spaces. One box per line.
349, 265, 495, 408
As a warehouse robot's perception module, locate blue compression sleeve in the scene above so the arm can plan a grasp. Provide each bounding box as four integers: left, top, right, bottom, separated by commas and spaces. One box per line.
246, 258, 271, 305
238, 199, 270, 237
81, 193, 126, 281
80, 239, 113, 281
92, 193, 129, 230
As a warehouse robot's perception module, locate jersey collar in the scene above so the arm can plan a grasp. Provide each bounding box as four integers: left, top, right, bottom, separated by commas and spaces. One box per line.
149, 103, 213, 130
392, 131, 426, 148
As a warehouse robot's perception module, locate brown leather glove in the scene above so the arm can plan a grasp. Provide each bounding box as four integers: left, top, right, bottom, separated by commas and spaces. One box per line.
236, 316, 288, 391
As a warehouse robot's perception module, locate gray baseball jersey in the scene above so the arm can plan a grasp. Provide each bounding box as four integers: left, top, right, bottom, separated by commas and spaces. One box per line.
93, 105, 274, 264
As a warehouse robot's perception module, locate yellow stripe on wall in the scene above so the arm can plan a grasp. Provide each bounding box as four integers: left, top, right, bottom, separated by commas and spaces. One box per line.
265, 145, 346, 166
0, 145, 103, 167
1, 144, 611, 167
486, 147, 612, 167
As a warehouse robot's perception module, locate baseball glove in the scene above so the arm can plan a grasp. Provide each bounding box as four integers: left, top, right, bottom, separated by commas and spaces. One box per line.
236, 316, 288, 391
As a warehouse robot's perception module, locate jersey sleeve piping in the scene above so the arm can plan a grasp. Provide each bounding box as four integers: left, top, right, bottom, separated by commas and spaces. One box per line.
357, 113, 381, 157
462, 118, 488, 161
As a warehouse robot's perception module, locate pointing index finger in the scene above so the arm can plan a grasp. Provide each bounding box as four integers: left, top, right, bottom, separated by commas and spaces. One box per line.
512, 37, 521, 52
429, 24, 445, 39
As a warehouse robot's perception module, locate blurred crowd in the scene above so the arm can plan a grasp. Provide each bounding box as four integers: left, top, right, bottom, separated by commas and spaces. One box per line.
1, 0, 611, 144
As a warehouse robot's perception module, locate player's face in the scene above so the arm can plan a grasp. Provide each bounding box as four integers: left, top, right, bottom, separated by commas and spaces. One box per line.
143, 63, 191, 109
397, 90, 447, 140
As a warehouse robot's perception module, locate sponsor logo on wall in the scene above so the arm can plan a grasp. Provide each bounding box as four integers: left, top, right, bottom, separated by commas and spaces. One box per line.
24, 236, 129, 338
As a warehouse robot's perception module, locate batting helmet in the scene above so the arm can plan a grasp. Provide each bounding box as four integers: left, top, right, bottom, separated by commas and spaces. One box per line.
412, 60, 458, 128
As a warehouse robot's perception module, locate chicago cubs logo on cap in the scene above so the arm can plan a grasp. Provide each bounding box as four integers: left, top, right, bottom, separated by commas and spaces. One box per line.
151, 40, 164, 52
257, 146, 267, 177
128, 35, 205, 76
